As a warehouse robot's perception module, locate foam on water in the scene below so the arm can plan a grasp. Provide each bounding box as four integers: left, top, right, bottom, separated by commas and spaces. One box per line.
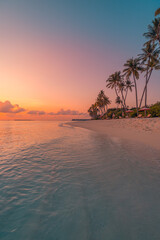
0, 121, 160, 240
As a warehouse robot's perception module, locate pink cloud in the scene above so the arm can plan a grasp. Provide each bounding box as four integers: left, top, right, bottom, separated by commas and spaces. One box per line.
0, 101, 25, 113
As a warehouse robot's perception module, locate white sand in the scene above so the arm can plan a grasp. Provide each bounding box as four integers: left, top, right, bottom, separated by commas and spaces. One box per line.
68, 118, 160, 150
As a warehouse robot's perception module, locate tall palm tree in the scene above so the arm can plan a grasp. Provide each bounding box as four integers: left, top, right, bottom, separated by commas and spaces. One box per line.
138, 42, 160, 109
106, 71, 125, 110
123, 58, 142, 115
143, 18, 160, 44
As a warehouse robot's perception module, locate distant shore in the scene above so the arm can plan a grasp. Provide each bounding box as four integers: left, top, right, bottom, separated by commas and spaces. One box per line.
68, 118, 160, 150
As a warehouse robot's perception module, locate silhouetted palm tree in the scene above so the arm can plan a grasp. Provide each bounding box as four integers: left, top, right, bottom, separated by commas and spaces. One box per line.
106, 71, 122, 98
106, 71, 126, 110
88, 103, 99, 119
103, 94, 111, 113
123, 58, 142, 115
115, 96, 122, 109
124, 79, 134, 106
138, 42, 160, 109
143, 18, 160, 45
96, 90, 111, 115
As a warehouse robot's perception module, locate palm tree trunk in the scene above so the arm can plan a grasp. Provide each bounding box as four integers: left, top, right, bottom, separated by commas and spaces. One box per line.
144, 85, 147, 117
133, 75, 139, 116
125, 88, 128, 102
139, 69, 152, 108
114, 86, 119, 98
121, 90, 126, 111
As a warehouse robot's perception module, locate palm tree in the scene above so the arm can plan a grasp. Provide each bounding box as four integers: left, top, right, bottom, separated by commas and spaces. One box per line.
106, 71, 125, 110
97, 90, 105, 115
88, 103, 99, 119
123, 58, 142, 115
138, 42, 160, 109
106, 71, 122, 98
143, 18, 160, 45
124, 79, 134, 106
118, 80, 126, 110
155, 8, 160, 16
103, 94, 111, 113
115, 96, 122, 109
96, 90, 111, 115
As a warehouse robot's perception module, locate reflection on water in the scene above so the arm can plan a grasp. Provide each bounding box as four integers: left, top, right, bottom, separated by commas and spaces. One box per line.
0, 121, 160, 240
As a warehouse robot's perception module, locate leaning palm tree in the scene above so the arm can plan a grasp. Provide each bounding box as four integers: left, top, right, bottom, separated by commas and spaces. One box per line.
138, 42, 160, 109
123, 58, 142, 115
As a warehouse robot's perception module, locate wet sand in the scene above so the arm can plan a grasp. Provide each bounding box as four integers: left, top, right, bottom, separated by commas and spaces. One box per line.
68, 118, 160, 150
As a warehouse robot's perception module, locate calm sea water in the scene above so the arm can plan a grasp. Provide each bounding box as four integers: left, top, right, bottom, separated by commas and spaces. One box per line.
0, 121, 160, 240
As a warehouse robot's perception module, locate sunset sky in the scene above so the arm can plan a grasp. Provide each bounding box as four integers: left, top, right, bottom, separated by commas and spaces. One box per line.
0, 0, 159, 120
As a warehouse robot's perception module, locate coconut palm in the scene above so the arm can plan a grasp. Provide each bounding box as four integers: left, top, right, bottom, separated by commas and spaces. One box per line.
106, 71, 126, 110
138, 42, 160, 109
124, 79, 134, 105
103, 94, 111, 113
118, 80, 126, 110
143, 18, 160, 45
123, 58, 142, 115
96, 90, 105, 115
88, 103, 99, 119
106, 71, 122, 98
96, 90, 111, 115
115, 96, 122, 109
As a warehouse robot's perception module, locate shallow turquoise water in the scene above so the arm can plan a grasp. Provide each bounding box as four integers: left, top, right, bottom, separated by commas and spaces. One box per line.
0, 121, 160, 240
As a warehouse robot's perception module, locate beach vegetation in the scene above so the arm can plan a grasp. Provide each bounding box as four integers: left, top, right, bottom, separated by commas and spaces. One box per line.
89, 8, 160, 119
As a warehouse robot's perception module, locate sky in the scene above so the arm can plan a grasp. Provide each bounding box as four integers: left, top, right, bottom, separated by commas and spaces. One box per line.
0, 0, 159, 120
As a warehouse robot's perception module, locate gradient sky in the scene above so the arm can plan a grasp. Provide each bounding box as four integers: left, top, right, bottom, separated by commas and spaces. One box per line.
0, 0, 159, 119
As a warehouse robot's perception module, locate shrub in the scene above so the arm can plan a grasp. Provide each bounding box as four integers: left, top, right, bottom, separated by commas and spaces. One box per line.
150, 102, 160, 117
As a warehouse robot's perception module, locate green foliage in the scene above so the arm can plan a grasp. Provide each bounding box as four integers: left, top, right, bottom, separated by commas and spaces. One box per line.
150, 102, 160, 117
106, 108, 124, 119
130, 109, 137, 118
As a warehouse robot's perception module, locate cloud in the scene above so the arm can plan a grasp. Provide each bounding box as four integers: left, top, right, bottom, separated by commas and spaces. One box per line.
0, 101, 25, 113
48, 109, 86, 115
27, 110, 46, 115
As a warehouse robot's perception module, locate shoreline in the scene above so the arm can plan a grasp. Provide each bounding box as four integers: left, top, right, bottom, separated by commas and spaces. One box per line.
68, 118, 160, 150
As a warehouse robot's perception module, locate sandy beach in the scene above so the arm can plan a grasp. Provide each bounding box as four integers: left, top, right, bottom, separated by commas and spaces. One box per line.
69, 118, 160, 150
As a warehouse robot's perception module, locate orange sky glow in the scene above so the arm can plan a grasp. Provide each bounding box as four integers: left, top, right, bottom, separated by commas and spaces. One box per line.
0, 1, 159, 120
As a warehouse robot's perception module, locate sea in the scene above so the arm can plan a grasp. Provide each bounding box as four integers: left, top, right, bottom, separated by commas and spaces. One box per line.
0, 121, 160, 240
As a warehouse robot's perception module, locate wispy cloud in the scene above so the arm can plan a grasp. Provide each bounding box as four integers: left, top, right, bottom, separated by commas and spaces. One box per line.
0, 101, 25, 113
48, 109, 85, 115
27, 110, 46, 115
